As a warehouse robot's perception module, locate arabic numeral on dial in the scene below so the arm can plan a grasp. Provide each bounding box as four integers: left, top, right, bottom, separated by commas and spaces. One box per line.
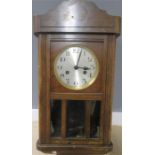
83, 79, 87, 84
66, 79, 70, 84
73, 48, 80, 54
83, 51, 86, 56
73, 81, 79, 86
60, 57, 65, 62
57, 65, 62, 70
60, 74, 64, 78
88, 57, 92, 62
90, 73, 92, 78
90, 65, 95, 70
73, 48, 76, 53
66, 51, 70, 56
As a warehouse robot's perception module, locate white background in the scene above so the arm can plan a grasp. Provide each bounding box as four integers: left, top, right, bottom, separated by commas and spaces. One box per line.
0, 0, 155, 155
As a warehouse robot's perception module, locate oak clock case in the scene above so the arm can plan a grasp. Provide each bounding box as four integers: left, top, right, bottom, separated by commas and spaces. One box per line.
33, 0, 121, 155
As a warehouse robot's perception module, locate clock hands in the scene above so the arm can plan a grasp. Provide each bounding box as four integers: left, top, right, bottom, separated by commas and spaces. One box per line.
73, 48, 91, 71
74, 66, 91, 70
74, 48, 82, 68
78, 66, 91, 70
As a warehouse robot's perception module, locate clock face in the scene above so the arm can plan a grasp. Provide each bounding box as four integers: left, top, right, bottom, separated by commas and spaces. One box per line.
54, 46, 99, 90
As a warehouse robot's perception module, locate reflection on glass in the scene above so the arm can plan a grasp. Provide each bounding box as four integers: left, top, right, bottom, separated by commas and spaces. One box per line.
67, 100, 85, 138
50, 100, 101, 138
90, 101, 101, 138
51, 100, 61, 137
66, 100, 101, 138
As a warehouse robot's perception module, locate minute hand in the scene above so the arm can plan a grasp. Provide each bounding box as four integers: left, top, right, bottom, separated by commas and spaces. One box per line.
76, 49, 82, 67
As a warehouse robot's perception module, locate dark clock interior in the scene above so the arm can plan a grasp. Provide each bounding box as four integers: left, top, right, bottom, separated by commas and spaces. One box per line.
51, 100, 101, 138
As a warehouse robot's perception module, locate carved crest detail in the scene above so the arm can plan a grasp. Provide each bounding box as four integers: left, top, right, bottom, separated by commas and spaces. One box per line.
33, 0, 121, 34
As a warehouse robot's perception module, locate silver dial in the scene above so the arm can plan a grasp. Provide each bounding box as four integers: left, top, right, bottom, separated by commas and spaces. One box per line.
54, 46, 99, 90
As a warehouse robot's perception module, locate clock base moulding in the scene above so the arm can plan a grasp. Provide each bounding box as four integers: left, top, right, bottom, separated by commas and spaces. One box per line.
37, 140, 113, 155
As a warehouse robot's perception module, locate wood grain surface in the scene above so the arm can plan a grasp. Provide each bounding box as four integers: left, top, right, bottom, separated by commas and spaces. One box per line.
33, 0, 121, 34
33, 0, 121, 154
33, 122, 122, 155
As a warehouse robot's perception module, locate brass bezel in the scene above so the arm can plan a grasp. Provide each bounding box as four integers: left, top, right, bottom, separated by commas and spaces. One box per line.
54, 45, 99, 90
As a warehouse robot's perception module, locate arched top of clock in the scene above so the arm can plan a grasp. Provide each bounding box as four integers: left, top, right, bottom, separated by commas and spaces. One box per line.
33, 0, 121, 35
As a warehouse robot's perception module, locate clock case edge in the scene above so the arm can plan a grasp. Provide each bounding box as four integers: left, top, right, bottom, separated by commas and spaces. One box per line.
33, 0, 121, 154
36, 33, 117, 154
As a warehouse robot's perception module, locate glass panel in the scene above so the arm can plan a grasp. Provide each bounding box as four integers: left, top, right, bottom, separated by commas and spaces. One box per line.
90, 101, 101, 138
67, 100, 85, 138
50, 100, 101, 138
51, 100, 61, 137
66, 100, 101, 138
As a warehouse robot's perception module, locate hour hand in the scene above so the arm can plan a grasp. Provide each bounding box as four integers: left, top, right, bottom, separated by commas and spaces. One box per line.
78, 66, 91, 70
74, 66, 91, 70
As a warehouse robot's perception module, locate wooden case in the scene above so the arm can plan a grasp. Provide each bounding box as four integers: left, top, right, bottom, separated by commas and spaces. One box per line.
33, 0, 121, 154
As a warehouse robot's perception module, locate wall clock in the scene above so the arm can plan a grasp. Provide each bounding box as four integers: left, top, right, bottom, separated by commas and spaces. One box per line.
33, 0, 121, 154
